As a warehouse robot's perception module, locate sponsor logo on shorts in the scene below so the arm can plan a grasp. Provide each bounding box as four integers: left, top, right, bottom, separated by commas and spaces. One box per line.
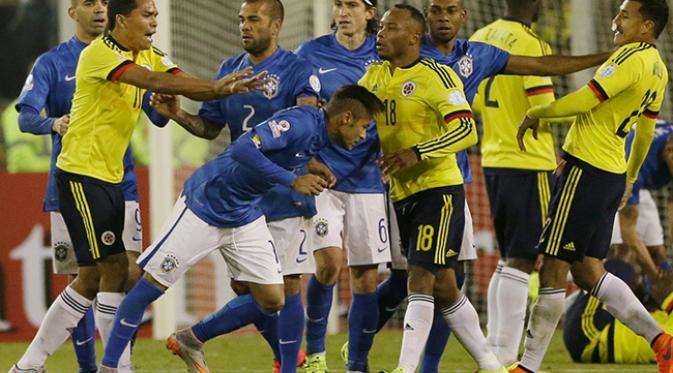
101, 231, 116, 246
315, 218, 328, 238
54, 241, 70, 262
160, 254, 179, 273
377, 246, 388, 253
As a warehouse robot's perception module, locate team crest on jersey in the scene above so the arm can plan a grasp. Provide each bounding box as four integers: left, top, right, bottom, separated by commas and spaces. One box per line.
315, 218, 329, 238
101, 231, 116, 246
262, 74, 280, 99
309, 74, 321, 93
600, 64, 616, 78
54, 241, 70, 262
268, 120, 291, 138
401, 80, 416, 97
160, 254, 179, 273
458, 56, 473, 78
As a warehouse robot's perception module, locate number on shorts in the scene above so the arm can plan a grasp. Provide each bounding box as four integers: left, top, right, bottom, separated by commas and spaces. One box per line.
298, 229, 308, 257
378, 218, 388, 243
416, 225, 434, 252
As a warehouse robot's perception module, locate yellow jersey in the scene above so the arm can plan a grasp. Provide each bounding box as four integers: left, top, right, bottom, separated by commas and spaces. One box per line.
470, 19, 557, 170
563, 42, 667, 174
359, 58, 477, 202
57, 35, 181, 183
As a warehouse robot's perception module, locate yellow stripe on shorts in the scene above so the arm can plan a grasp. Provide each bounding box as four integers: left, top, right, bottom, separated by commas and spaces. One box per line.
537, 172, 551, 227
69, 181, 100, 259
545, 166, 583, 256
434, 195, 454, 265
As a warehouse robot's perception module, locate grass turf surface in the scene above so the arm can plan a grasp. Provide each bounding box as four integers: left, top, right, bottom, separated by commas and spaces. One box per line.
0, 330, 655, 372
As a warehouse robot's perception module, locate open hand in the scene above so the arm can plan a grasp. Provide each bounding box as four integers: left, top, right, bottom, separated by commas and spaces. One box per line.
378, 148, 419, 176
215, 67, 269, 96
291, 174, 329, 196
517, 115, 540, 152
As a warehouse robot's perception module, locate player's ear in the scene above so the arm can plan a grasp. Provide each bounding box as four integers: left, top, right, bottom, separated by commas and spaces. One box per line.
366, 6, 377, 21
642, 19, 655, 37
68, 5, 77, 20
342, 111, 354, 126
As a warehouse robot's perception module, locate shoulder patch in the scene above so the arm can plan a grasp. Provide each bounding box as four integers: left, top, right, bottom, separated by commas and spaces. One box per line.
599, 64, 617, 78
309, 74, 321, 93
268, 119, 291, 138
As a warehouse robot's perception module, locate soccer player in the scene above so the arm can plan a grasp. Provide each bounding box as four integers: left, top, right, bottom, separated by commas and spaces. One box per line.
149, 1, 321, 372
513, 1, 672, 372
293, 1, 385, 372
611, 120, 673, 277
564, 259, 673, 365
469, 0, 557, 365
373, 1, 610, 371
14, 1, 166, 371
9, 0, 265, 371
360, 5, 504, 373
95, 85, 383, 373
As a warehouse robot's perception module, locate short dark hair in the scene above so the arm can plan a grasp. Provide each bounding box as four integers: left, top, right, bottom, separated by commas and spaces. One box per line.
108, 0, 138, 31
393, 3, 427, 34
244, 0, 284, 22
327, 85, 384, 119
633, 0, 669, 38
330, 0, 379, 35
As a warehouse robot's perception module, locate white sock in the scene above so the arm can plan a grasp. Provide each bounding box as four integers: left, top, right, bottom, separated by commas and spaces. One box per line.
495, 265, 530, 365
17, 286, 92, 369
520, 288, 565, 372
442, 294, 502, 371
486, 260, 504, 348
96, 292, 133, 370
397, 294, 434, 372
593, 272, 663, 343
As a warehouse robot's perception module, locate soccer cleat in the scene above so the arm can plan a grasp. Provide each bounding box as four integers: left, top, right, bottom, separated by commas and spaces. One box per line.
507, 364, 530, 373
303, 353, 329, 373
272, 347, 307, 372
340, 341, 349, 363
166, 329, 210, 373
654, 333, 673, 373
95, 366, 116, 373
9, 365, 45, 373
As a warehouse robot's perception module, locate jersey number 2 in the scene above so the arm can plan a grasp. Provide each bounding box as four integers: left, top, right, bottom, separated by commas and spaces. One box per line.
484, 76, 499, 108
616, 90, 657, 138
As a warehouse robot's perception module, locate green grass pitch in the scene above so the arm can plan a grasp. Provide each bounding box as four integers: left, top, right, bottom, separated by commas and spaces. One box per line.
0, 330, 655, 372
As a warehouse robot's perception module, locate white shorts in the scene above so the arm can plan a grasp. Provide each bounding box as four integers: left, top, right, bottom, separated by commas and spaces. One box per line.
610, 189, 663, 247
267, 217, 315, 275
139, 196, 283, 288
390, 199, 477, 270
312, 190, 391, 266
51, 200, 142, 274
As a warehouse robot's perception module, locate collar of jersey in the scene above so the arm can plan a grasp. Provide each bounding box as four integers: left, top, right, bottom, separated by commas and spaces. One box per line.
104, 34, 131, 52
329, 33, 376, 55
502, 17, 532, 28
244, 47, 285, 69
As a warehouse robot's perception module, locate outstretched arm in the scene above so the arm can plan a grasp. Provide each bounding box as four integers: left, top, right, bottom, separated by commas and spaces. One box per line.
503, 52, 611, 76
149, 94, 222, 140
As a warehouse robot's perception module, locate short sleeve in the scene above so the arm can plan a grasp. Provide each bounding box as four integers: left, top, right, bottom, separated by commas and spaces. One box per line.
587, 54, 641, 103
81, 42, 135, 82
523, 41, 555, 99
252, 112, 302, 152
16, 56, 52, 112
427, 65, 473, 122
150, 46, 182, 74
290, 58, 320, 99
478, 42, 510, 76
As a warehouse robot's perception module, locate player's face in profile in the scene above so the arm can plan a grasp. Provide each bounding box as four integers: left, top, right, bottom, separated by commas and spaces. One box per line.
612, 1, 647, 46
333, 0, 375, 37
120, 0, 158, 51
376, 9, 411, 60
425, 0, 466, 43
71, 0, 108, 37
336, 114, 370, 150
239, 2, 277, 55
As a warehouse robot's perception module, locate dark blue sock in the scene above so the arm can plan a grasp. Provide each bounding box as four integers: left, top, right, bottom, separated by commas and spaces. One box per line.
71, 306, 97, 373
347, 292, 378, 372
375, 270, 408, 332
419, 271, 464, 373
305, 275, 334, 355
102, 278, 163, 368
279, 293, 304, 373
191, 294, 272, 343
254, 311, 281, 361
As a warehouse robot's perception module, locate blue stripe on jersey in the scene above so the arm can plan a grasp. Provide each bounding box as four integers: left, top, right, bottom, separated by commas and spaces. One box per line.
625, 121, 673, 204
183, 107, 329, 227
15, 37, 140, 211
421, 35, 511, 184
198, 47, 320, 220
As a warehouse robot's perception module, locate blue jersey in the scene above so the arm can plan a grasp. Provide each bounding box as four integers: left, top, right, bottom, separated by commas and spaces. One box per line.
625, 121, 673, 204
183, 107, 330, 227
296, 34, 383, 193
198, 48, 320, 221
421, 35, 511, 183
15, 37, 148, 211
